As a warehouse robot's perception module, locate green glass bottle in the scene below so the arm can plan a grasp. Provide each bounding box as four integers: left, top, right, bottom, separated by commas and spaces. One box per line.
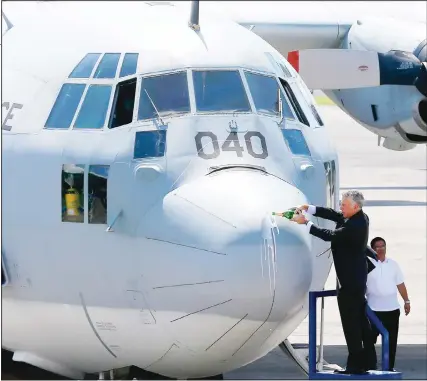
272, 207, 297, 220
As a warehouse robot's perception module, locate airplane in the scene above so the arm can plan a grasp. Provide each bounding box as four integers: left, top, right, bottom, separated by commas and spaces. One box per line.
1, 1, 425, 380
192, 0, 427, 152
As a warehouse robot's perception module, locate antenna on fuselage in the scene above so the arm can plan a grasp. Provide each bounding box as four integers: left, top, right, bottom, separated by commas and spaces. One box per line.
144, 89, 166, 126
188, 1, 200, 31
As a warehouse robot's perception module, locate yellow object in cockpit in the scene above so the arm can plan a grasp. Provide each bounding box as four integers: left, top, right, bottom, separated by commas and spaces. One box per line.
65, 188, 80, 216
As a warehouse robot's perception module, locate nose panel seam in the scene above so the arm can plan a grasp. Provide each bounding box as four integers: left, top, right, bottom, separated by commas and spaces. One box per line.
173, 194, 238, 228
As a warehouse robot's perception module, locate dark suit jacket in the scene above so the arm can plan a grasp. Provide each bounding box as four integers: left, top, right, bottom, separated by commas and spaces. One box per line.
309, 207, 369, 290
365, 247, 378, 274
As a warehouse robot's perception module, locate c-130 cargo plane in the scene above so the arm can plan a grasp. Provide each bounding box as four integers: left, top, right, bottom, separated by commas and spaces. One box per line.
1, 1, 426, 379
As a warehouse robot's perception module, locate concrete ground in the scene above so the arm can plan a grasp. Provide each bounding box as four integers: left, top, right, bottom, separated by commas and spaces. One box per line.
226, 104, 427, 379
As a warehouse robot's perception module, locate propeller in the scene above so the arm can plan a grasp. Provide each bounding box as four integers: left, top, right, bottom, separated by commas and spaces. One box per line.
378, 50, 427, 97
287, 48, 427, 96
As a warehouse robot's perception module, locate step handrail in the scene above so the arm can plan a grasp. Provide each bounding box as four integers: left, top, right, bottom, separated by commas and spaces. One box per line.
308, 289, 390, 375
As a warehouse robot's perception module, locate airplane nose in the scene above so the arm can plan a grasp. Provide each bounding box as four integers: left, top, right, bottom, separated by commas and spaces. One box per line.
140, 168, 313, 355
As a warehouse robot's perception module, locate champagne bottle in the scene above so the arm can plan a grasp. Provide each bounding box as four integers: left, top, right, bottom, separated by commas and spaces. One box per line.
272, 207, 297, 220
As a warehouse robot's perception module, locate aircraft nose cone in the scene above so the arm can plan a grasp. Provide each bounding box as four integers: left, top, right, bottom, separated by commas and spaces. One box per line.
140, 169, 313, 358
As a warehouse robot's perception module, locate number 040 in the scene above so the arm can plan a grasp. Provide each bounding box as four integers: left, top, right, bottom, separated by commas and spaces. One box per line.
195, 131, 269, 160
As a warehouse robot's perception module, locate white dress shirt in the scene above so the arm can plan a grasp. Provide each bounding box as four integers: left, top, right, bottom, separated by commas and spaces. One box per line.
304, 205, 316, 232
366, 257, 404, 311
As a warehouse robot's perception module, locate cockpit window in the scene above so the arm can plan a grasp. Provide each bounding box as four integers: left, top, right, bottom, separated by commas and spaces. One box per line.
74, 85, 112, 129
193, 70, 251, 113
138, 72, 190, 120
45, 83, 86, 129
282, 129, 311, 156
94, 53, 121, 79
244, 71, 295, 119
109, 78, 137, 128
279, 78, 310, 126
120, 53, 139, 77
69, 53, 101, 78
134, 130, 167, 159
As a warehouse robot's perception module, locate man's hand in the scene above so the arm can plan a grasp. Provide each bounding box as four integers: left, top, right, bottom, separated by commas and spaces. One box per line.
292, 213, 308, 225
296, 204, 309, 212
404, 302, 411, 315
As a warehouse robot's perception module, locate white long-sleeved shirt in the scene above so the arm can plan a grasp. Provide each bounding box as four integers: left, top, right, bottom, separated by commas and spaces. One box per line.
304, 205, 317, 232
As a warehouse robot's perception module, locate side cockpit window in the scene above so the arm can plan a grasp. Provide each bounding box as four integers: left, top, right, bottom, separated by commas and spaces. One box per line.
279, 78, 310, 127
138, 72, 190, 120
193, 70, 251, 113
244, 71, 295, 119
109, 78, 137, 128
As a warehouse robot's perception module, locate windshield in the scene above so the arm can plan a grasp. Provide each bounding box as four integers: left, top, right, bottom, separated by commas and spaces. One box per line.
244, 71, 295, 119
138, 71, 190, 120
193, 70, 251, 113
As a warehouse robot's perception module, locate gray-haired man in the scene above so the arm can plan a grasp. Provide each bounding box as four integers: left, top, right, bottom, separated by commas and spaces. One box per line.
292, 190, 376, 374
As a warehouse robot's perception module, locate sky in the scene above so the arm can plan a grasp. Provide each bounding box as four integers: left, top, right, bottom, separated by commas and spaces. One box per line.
3, 1, 427, 27
178, 1, 427, 24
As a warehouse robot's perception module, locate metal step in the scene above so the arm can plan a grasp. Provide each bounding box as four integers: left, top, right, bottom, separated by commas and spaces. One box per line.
279, 340, 344, 376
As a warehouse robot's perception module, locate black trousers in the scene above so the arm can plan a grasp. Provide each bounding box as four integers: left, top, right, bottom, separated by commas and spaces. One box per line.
337, 287, 376, 370
371, 309, 400, 370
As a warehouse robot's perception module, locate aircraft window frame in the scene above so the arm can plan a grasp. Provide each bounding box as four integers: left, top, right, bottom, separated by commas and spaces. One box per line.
243, 70, 296, 120
137, 71, 191, 121
278, 78, 310, 127
192, 69, 252, 114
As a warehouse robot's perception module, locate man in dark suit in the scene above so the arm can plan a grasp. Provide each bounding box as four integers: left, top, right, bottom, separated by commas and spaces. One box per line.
292, 190, 376, 374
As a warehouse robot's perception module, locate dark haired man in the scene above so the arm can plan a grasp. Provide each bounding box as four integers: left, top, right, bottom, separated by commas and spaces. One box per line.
366, 236, 410, 371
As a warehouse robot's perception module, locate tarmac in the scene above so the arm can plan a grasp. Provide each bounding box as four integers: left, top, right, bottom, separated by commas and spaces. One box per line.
225, 103, 427, 379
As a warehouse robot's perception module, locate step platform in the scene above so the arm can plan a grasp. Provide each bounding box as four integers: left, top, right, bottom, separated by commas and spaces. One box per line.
310, 370, 402, 379
308, 290, 403, 380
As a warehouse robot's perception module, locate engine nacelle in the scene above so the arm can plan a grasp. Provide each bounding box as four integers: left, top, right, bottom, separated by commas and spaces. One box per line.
334, 17, 427, 149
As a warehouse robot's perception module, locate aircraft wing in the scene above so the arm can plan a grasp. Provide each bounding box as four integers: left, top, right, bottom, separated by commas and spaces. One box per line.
191, 1, 425, 58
